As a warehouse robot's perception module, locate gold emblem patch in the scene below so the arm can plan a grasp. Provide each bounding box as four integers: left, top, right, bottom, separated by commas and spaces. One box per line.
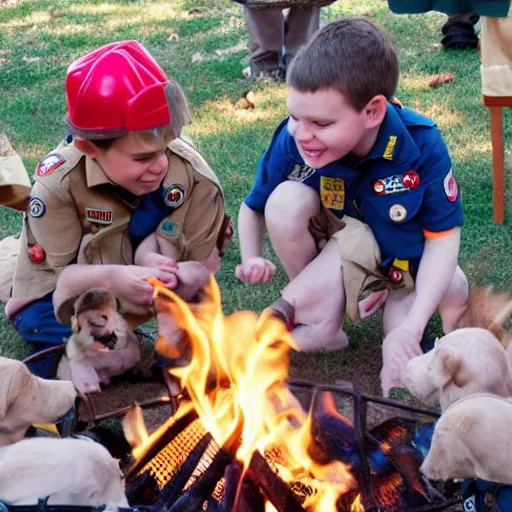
383, 135, 398, 161
320, 176, 345, 211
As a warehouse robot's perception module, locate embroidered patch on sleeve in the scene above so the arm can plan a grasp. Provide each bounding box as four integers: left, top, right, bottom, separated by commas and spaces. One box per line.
37, 154, 65, 177
443, 168, 459, 202
28, 197, 46, 218
320, 176, 345, 211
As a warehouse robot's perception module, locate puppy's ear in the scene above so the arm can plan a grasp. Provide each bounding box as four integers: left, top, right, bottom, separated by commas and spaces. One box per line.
71, 315, 79, 334
438, 345, 469, 387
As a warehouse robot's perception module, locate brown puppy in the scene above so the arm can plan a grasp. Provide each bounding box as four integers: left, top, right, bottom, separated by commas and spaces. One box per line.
402, 328, 512, 411
56, 289, 140, 393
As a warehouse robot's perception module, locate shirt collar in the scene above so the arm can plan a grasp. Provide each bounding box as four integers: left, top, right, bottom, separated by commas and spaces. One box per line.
356, 103, 420, 167
85, 156, 114, 187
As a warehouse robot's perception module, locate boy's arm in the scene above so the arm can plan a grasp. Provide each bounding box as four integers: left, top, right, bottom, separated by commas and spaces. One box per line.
235, 202, 276, 284
401, 228, 460, 335
53, 264, 166, 324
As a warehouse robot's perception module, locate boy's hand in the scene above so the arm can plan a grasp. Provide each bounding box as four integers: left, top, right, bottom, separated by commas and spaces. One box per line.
136, 253, 179, 289
380, 325, 423, 398
235, 257, 276, 284
108, 265, 175, 306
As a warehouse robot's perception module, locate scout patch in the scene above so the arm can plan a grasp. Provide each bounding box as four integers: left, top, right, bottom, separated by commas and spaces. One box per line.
389, 203, 407, 223
161, 220, 176, 234
37, 154, 65, 177
28, 197, 46, 218
163, 184, 185, 208
320, 176, 345, 211
287, 164, 316, 182
443, 168, 459, 202
383, 135, 398, 160
85, 207, 113, 225
374, 170, 420, 195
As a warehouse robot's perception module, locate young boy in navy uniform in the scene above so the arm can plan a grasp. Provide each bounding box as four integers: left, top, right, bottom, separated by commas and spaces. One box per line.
6, 41, 230, 377
236, 18, 468, 397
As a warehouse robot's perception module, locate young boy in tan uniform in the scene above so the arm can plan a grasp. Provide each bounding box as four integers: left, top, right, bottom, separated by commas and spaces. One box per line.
6, 41, 230, 377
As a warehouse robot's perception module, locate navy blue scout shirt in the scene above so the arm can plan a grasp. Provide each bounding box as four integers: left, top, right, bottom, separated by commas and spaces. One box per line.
244, 104, 463, 272
244, 118, 361, 219
129, 185, 171, 250
354, 103, 463, 271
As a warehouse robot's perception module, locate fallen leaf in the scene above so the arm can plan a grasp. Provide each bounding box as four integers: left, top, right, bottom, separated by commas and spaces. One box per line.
235, 90, 256, 110
428, 73, 455, 88
188, 8, 203, 16
52, 9, 64, 17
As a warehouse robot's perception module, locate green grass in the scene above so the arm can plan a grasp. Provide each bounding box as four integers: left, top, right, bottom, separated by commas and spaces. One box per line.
1, 0, 511, 395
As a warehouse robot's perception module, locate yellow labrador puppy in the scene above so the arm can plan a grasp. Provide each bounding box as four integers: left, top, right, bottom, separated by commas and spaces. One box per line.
0, 437, 128, 506
421, 394, 512, 484
402, 328, 512, 412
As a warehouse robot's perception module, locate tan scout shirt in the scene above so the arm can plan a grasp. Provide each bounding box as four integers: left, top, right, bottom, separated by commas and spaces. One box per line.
11, 137, 226, 316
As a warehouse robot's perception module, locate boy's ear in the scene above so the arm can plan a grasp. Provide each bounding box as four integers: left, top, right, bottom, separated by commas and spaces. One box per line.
363, 95, 388, 129
74, 138, 101, 158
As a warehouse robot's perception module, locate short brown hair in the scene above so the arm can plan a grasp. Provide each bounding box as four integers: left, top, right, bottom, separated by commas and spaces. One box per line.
287, 17, 399, 111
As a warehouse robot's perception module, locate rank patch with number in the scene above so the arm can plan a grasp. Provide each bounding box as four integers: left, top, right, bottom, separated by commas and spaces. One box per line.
287, 164, 316, 182
28, 197, 46, 218
85, 207, 113, 225
373, 171, 420, 196
443, 168, 459, 202
163, 184, 185, 208
320, 176, 345, 211
37, 154, 65, 177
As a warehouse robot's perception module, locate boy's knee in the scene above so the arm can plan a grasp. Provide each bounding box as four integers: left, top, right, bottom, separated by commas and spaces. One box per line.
265, 181, 319, 229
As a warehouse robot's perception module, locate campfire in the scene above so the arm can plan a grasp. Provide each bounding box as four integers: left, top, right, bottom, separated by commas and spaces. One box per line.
122, 276, 461, 512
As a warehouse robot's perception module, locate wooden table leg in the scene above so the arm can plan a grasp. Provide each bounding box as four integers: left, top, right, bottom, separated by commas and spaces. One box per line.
490, 105, 505, 224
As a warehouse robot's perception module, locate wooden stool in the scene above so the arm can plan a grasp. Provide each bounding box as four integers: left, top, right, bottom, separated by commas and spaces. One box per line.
481, 13, 512, 224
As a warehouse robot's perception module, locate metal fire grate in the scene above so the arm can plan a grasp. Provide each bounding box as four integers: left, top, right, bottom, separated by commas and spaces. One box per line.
121, 379, 463, 512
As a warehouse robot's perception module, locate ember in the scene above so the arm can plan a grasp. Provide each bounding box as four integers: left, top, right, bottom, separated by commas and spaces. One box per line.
122, 276, 461, 512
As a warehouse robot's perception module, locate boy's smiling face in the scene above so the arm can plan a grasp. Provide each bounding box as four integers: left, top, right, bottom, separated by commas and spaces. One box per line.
90, 131, 171, 196
287, 87, 381, 169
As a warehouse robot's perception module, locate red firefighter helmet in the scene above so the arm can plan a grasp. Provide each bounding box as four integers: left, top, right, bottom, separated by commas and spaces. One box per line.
66, 40, 171, 139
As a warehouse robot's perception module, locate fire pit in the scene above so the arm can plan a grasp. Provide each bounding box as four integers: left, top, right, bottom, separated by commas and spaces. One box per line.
120, 277, 462, 512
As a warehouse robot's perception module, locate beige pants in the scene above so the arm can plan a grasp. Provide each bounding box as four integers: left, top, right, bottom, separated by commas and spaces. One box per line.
308, 208, 383, 322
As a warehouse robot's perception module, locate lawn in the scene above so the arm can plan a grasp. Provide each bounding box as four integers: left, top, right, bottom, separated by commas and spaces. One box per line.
0, 0, 511, 396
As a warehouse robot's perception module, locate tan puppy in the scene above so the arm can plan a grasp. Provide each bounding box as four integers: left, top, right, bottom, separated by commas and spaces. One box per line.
402, 328, 512, 411
421, 394, 512, 484
0, 357, 76, 447
0, 437, 128, 506
458, 286, 512, 348
57, 288, 141, 393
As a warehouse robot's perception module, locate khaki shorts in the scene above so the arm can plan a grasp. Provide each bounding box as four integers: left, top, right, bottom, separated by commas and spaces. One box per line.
308, 207, 383, 322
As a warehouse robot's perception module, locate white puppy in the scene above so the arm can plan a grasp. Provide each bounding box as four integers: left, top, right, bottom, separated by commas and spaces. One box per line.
402, 328, 512, 411
421, 394, 512, 484
0, 437, 128, 506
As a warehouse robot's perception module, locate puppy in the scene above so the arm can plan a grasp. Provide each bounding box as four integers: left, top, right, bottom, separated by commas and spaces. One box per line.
457, 286, 512, 348
0, 357, 76, 447
0, 437, 128, 506
402, 328, 512, 411
57, 288, 141, 394
421, 394, 512, 484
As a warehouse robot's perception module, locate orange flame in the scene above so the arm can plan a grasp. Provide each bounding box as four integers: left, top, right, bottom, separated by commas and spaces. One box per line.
140, 276, 354, 509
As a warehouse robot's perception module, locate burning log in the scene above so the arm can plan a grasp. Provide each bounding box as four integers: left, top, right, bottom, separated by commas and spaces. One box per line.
222, 461, 266, 512
246, 451, 306, 512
